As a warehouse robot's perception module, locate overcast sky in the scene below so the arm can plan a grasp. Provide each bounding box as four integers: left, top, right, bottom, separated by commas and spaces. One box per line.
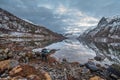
0, 0, 120, 34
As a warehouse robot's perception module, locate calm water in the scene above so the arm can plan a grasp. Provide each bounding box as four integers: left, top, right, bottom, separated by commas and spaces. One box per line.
33, 38, 120, 65
34, 39, 96, 64
1, 38, 120, 65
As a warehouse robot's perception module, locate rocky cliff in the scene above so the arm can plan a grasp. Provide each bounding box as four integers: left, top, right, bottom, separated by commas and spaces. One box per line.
0, 8, 64, 40
80, 16, 120, 42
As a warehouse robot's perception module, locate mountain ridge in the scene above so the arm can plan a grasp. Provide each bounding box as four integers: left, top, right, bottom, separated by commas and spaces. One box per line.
0, 8, 64, 39
79, 16, 120, 42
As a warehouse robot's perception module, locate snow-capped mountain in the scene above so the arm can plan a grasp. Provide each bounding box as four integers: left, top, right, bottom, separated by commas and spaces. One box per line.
0, 8, 64, 39
80, 16, 120, 42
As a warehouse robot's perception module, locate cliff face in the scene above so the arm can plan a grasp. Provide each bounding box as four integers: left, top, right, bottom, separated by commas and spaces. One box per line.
0, 8, 64, 39
80, 16, 120, 42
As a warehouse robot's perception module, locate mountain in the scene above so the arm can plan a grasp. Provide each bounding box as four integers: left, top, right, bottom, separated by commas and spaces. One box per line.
0, 8, 64, 40
80, 16, 120, 42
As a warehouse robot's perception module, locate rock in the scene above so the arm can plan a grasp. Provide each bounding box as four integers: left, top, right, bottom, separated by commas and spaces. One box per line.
43, 72, 52, 80
25, 51, 34, 59
18, 52, 26, 57
110, 74, 118, 79
89, 76, 104, 80
0, 60, 19, 73
48, 57, 58, 65
11, 76, 27, 80
0, 54, 7, 61
35, 52, 41, 57
94, 55, 105, 61
0, 49, 4, 53
4, 48, 9, 54
18, 51, 34, 63
62, 58, 68, 64
7, 51, 13, 58
67, 74, 78, 80
62, 58, 67, 62
27, 75, 41, 80
0, 70, 9, 78
0, 76, 11, 80
9, 65, 38, 77
85, 61, 99, 72
107, 64, 120, 79
79, 64, 85, 67
0, 48, 14, 61
81, 67, 90, 74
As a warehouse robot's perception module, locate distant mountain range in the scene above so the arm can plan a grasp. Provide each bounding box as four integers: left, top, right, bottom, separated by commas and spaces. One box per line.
0, 8, 64, 40
80, 16, 120, 42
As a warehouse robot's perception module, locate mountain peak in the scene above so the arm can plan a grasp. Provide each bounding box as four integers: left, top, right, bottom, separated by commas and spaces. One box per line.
97, 17, 108, 27
80, 16, 120, 42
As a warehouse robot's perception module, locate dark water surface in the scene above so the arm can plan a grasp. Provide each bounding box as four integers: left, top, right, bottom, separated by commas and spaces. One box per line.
1, 38, 120, 65
33, 38, 120, 65
34, 39, 96, 64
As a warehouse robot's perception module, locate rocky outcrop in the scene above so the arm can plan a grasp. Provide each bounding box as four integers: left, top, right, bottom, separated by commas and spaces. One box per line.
80, 16, 120, 42
0, 60, 19, 73
9, 65, 41, 77
0, 49, 117, 80
107, 64, 120, 78
0, 8, 64, 40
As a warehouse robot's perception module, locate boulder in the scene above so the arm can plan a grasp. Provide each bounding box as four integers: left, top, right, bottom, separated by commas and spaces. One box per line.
85, 61, 99, 72
9, 64, 52, 79
0, 60, 19, 73
94, 55, 105, 61
89, 76, 104, 80
42, 71, 52, 80
9, 65, 38, 77
107, 64, 120, 79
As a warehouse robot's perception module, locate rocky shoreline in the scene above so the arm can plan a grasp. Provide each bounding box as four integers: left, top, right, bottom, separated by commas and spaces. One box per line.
0, 44, 120, 80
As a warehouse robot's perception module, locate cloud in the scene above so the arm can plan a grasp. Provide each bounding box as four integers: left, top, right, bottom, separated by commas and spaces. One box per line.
55, 4, 68, 14
0, 0, 120, 34
53, 5, 99, 34
37, 4, 53, 9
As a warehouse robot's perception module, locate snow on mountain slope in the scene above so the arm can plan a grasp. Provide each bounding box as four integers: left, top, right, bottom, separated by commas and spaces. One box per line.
0, 8, 64, 39
80, 16, 120, 42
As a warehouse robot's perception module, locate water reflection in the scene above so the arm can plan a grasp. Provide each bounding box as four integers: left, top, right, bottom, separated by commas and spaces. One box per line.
33, 39, 96, 64
81, 40, 120, 64
0, 38, 60, 49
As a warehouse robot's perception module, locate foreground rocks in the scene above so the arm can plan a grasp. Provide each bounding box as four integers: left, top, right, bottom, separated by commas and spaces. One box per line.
0, 48, 119, 80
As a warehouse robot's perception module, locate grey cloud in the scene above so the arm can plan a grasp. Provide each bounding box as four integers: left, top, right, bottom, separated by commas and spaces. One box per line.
0, 0, 120, 34
68, 0, 120, 17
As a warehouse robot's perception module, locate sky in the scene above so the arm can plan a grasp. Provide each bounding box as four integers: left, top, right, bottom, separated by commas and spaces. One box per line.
0, 0, 120, 35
